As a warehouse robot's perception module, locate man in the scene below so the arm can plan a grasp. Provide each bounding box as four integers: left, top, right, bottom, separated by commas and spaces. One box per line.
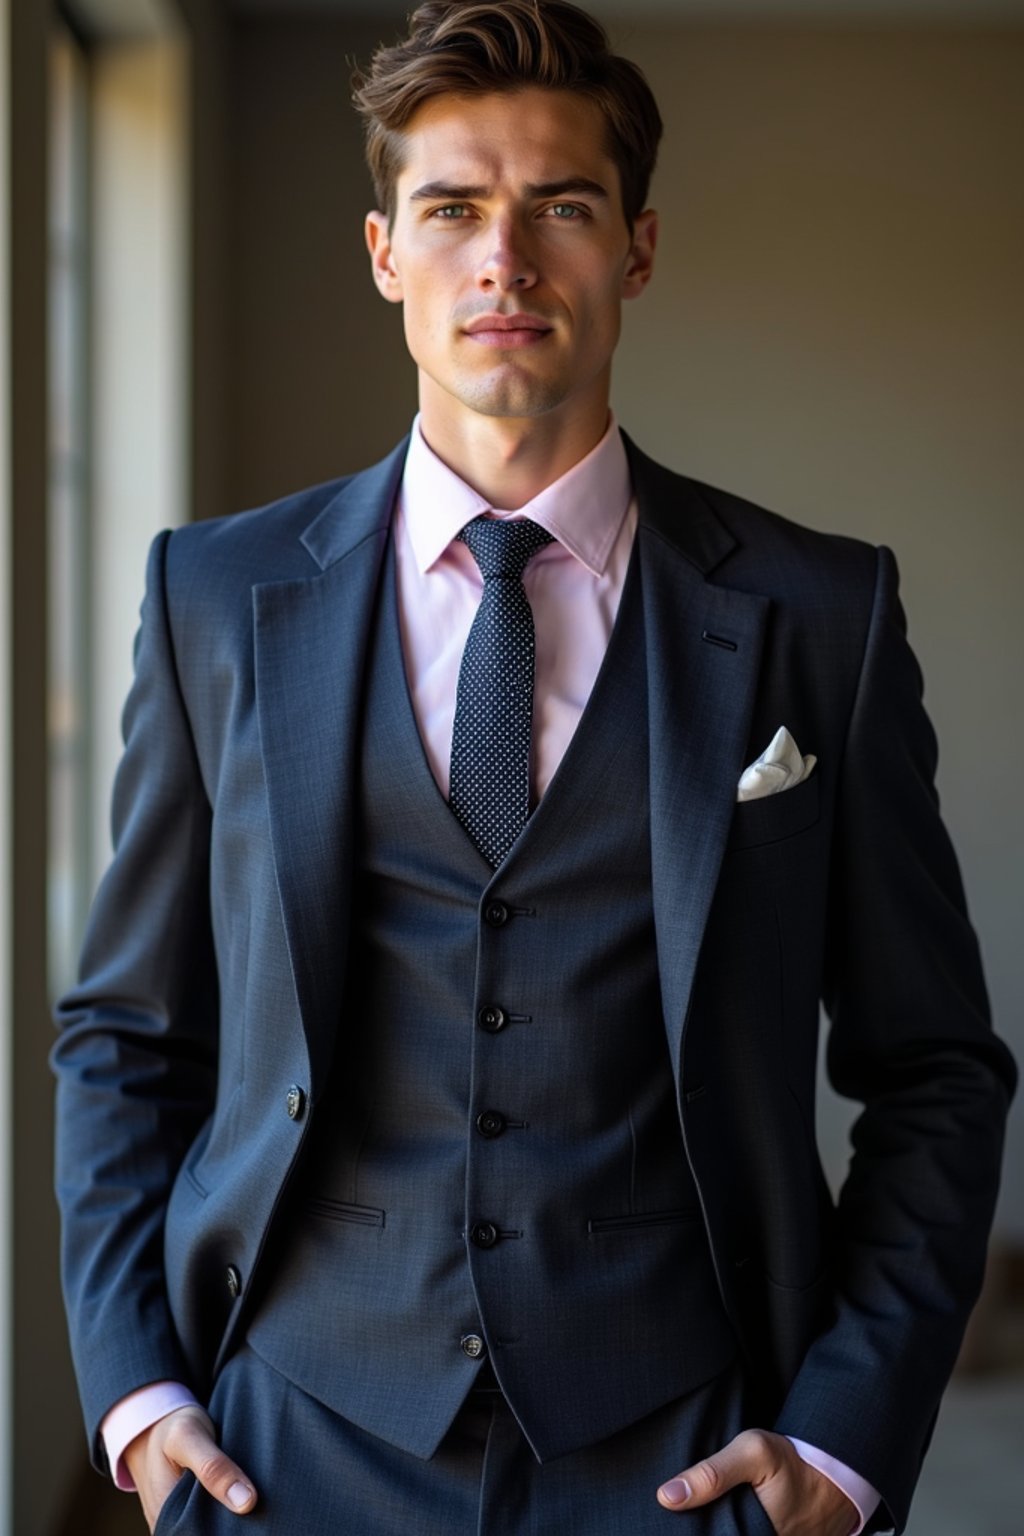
53, 3, 1014, 1534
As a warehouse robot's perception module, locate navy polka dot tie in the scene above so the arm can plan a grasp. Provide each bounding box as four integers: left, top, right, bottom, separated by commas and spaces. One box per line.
450, 516, 555, 868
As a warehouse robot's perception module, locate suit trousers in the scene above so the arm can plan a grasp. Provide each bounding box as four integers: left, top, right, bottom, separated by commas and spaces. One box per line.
151, 1344, 776, 1536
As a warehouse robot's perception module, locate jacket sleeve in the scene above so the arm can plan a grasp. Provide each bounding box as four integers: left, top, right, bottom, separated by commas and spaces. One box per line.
52, 529, 219, 1472
773, 546, 1016, 1532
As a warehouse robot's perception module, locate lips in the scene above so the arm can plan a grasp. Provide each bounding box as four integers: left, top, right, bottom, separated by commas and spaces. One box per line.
462, 313, 553, 347
463, 313, 552, 334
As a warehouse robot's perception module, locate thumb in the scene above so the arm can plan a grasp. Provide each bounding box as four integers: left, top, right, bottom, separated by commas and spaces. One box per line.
166, 1407, 258, 1515
658, 1429, 778, 1511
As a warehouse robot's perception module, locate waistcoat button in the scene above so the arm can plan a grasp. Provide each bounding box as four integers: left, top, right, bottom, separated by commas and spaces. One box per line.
476, 1110, 506, 1139
225, 1265, 242, 1299
484, 901, 509, 928
477, 1006, 507, 1033
461, 1333, 486, 1359
470, 1221, 499, 1249
285, 1084, 306, 1121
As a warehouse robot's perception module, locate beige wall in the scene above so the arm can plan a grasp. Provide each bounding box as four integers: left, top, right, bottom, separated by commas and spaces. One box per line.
224, 16, 1023, 1232
91, 37, 190, 881
225, 15, 415, 509
8, 2, 85, 1530
177, 0, 231, 524
0, 0, 13, 1526
5, 5, 197, 1530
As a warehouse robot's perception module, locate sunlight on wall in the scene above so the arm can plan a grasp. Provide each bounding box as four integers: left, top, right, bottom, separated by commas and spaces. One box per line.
90, 36, 189, 889
0, 0, 13, 1522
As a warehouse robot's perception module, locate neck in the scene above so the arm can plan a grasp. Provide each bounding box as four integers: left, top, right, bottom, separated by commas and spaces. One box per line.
417, 390, 611, 509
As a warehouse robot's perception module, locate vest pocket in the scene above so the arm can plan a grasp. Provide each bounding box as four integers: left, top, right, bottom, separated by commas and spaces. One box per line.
307, 1196, 386, 1228
587, 1207, 699, 1235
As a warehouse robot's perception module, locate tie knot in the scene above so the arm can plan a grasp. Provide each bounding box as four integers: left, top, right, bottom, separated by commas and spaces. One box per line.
457, 515, 554, 580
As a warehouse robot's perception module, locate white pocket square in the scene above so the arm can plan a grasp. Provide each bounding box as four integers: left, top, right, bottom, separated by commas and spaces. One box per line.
736, 726, 817, 803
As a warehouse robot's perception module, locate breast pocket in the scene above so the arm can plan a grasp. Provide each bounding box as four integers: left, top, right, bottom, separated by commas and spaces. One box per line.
725, 773, 820, 852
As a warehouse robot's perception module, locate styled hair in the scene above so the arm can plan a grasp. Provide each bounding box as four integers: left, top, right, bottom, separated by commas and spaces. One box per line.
351, 1, 663, 229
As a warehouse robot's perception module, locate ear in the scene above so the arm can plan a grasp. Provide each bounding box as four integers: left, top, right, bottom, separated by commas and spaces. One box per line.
365, 210, 404, 303
622, 209, 658, 301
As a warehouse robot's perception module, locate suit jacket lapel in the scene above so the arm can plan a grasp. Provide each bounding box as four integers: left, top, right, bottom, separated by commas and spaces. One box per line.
254, 440, 407, 1090
626, 437, 770, 1069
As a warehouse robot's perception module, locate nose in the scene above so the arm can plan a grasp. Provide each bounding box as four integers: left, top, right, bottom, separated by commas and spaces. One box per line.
475, 217, 538, 293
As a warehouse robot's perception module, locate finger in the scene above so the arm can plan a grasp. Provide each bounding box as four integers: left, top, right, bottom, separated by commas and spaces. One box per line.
167, 1412, 257, 1515
658, 1428, 780, 1510
141, 1465, 185, 1532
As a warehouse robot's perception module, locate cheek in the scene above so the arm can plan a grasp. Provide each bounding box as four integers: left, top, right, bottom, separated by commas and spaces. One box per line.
573, 284, 622, 348
401, 256, 462, 335
401, 291, 454, 374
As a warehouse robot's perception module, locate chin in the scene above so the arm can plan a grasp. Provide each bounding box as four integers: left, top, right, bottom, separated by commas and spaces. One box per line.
456, 377, 569, 420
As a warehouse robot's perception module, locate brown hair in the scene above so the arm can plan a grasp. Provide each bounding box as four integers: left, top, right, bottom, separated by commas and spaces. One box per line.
352, 1, 662, 229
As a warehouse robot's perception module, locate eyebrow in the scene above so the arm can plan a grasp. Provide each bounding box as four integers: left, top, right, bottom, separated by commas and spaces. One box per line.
408, 177, 610, 204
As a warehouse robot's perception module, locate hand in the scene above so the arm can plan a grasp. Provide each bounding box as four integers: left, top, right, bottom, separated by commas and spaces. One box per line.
123, 1404, 257, 1534
657, 1429, 857, 1535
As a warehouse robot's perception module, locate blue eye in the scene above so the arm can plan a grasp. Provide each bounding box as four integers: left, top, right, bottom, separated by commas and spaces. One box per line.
548, 204, 582, 219
433, 205, 469, 219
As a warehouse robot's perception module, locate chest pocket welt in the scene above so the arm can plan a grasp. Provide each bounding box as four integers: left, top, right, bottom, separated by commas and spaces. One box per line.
725, 773, 820, 853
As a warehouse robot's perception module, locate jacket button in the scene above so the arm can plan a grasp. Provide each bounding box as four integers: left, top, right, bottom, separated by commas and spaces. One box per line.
470, 1221, 499, 1249
225, 1265, 242, 1299
484, 901, 509, 928
477, 1005, 506, 1034
476, 1110, 506, 1139
285, 1084, 307, 1121
461, 1333, 486, 1359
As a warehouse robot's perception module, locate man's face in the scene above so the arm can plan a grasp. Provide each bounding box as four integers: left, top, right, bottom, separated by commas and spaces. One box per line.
365, 88, 657, 435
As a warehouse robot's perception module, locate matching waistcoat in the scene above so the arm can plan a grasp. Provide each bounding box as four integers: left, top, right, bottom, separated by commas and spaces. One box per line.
248, 536, 736, 1462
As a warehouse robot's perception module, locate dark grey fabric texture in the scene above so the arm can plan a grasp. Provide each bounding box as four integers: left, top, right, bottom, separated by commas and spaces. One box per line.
248, 535, 734, 1462
152, 1345, 777, 1536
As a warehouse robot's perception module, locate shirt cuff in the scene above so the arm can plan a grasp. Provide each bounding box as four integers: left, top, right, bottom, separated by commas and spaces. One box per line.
101, 1381, 201, 1491
786, 1436, 880, 1535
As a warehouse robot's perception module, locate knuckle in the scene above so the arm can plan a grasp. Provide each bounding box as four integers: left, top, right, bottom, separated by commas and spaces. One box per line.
196, 1452, 230, 1488
739, 1427, 771, 1464
692, 1459, 722, 1496
165, 1409, 207, 1453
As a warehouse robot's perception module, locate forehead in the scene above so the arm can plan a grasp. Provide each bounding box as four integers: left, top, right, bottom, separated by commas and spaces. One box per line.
395, 88, 617, 191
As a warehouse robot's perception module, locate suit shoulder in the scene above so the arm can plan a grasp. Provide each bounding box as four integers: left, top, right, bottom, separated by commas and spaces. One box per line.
162, 472, 356, 580
626, 435, 881, 607
697, 475, 877, 584
160, 434, 409, 599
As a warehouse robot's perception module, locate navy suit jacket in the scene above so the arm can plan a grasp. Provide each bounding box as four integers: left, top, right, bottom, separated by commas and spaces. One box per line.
53, 434, 1015, 1531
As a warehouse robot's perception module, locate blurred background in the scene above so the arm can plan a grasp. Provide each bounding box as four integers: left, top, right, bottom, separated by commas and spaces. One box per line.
1, 0, 1021, 1531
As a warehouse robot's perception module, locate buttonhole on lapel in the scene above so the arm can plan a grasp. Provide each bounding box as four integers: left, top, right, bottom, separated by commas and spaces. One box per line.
507, 1014, 532, 1024
701, 630, 738, 652
684, 1085, 707, 1103
511, 906, 536, 918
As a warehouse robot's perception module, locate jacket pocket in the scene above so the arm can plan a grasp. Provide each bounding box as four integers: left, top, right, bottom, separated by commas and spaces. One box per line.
307, 1196, 386, 1229
726, 773, 820, 852
588, 1208, 699, 1235
152, 1470, 195, 1535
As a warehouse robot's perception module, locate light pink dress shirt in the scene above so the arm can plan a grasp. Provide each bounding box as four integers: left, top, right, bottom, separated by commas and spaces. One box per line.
102, 416, 878, 1533
394, 411, 637, 800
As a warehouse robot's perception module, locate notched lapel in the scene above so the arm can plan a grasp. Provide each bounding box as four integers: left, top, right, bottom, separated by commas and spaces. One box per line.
254, 447, 404, 1089
638, 513, 769, 1071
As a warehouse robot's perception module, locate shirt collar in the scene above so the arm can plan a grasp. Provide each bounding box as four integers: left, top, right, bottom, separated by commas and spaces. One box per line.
400, 413, 632, 579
